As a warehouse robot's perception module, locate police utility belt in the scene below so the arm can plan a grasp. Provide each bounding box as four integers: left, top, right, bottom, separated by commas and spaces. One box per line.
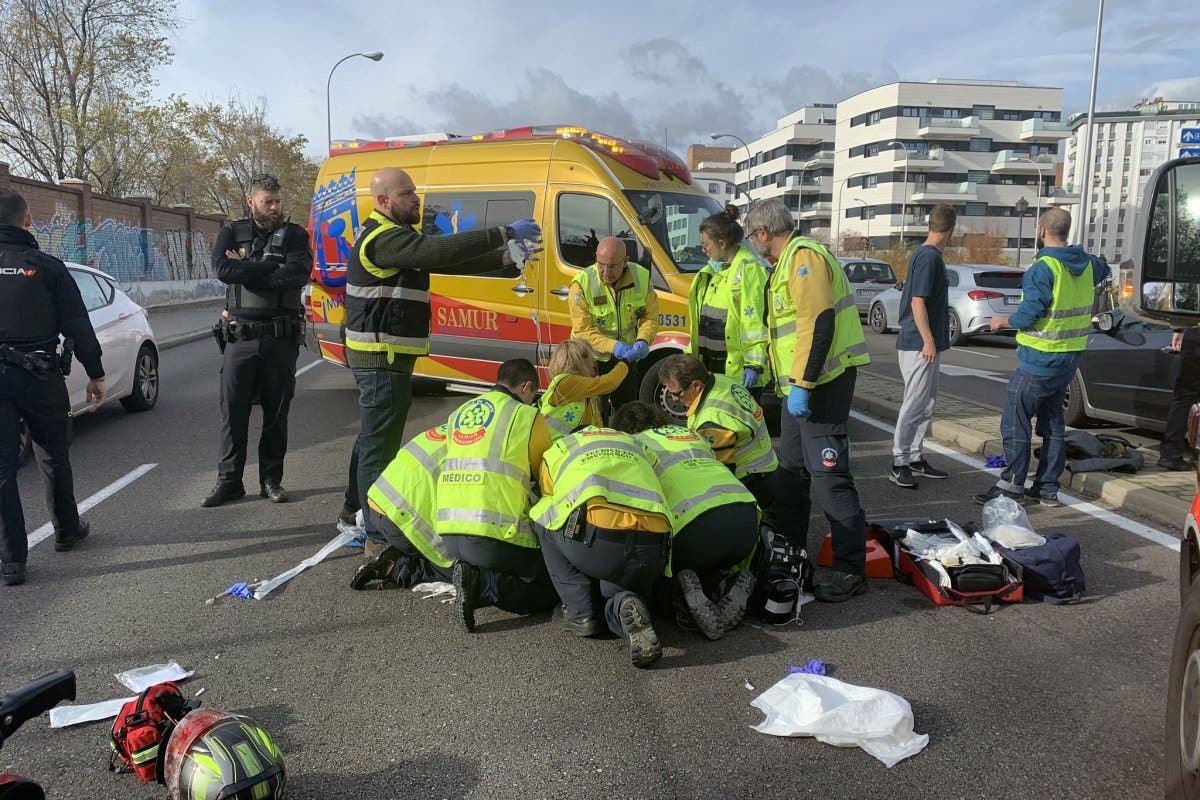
218, 315, 302, 342
0, 341, 73, 377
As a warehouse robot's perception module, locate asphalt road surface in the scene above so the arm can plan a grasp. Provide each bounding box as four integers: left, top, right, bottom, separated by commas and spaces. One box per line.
0, 338, 1178, 799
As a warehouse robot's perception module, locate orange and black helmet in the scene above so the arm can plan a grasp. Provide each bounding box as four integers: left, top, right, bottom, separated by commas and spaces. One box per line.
163, 709, 285, 800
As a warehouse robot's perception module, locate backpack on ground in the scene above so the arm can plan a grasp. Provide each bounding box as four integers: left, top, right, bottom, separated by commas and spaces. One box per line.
997, 532, 1085, 605
109, 681, 196, 783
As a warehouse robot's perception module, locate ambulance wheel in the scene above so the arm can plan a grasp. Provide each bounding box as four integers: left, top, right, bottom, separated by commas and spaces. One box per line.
1167, 573, 1200, 799
640, 358, 688, 422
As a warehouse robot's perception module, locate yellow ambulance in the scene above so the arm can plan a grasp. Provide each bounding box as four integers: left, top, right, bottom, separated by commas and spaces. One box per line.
306, 124, 724, 402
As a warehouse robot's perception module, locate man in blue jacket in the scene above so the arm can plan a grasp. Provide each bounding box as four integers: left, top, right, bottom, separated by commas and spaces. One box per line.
976, 207, 1107, 507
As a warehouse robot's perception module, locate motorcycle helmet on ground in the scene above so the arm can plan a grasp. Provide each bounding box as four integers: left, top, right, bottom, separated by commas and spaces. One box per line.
163, 708, 286, 800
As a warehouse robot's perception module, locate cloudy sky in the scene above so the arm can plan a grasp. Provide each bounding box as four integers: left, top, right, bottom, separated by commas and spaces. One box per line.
157, 0, 1200, 162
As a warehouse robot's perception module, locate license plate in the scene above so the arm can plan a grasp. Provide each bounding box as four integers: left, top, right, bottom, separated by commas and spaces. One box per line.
1004, 296, 1021, 305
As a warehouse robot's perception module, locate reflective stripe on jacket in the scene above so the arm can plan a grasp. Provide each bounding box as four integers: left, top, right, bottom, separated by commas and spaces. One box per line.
367, 425, 452, 568
1015, 256, 1094, 353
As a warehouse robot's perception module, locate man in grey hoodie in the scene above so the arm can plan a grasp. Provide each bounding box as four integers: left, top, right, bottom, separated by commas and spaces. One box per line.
976, 207, 1107, 507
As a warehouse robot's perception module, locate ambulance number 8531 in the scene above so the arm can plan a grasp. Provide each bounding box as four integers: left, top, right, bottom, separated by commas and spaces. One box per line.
657, 313, 686, 329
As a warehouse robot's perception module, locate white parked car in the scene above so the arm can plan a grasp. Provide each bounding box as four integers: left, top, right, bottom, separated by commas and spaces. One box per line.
18, 263, 159, 459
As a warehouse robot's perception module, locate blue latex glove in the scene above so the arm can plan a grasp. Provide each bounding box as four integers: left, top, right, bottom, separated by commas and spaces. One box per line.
225, 581, 254, 600
742, 368, 759, 388
786, 387, 811, 420
508, 218, 541, 242
630, 340, 650, 361
612, 341, 635, 362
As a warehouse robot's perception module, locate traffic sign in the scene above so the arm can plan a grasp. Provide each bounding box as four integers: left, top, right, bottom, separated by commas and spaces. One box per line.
1181, 128, 1200, 144
1181, 147, 1200, 158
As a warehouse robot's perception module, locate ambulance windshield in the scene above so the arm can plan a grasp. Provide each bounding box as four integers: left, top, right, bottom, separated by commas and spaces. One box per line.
624, 191, 724, 274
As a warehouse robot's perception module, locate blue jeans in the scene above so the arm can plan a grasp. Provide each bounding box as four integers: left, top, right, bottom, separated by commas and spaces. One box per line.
998, 368, 1073, 496
351, 369, 413, 515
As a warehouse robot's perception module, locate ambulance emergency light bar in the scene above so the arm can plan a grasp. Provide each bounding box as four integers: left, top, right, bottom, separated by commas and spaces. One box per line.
329, 124, 692, 184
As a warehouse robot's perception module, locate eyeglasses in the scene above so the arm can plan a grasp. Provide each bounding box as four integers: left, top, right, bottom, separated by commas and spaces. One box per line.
596, 260, 626, 270
665, 384, 690, 400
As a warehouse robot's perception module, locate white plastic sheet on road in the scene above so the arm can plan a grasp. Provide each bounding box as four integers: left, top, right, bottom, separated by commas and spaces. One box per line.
49, 696, 135, 729
254, 530, 356, 599
115, 661, 193, 693
750, 673, 929, 767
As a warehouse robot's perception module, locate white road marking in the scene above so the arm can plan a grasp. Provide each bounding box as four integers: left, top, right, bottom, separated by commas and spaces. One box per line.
849, 410, 1181, 552
939, 363, 1009, 383
296, 359, 324, 378
29, 463, 158, 549
950, 347, 999, 358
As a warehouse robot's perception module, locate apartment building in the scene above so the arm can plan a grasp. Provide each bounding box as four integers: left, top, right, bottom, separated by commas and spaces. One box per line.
833, 80, 1066, 257
686, 144, 737, 208
1061, 98, 1200, 261
729, 104, 837, 239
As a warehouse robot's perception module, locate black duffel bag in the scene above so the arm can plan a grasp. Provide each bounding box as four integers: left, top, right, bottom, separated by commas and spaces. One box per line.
997, 533, 1085, 605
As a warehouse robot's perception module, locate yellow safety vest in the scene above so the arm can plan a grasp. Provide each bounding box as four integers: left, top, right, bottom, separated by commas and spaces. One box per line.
687, 245, 770, 388
571, 263, 652, 361
539, 373, 590, 442
690, 374, 779, 479
1015, 256, 1094, 353
436, 390, 539, 548
767, 235, 870, 392
636, 426, 756, 533
531, 427, 669, 531
367, 425, 452, 569
345, 210, 432, 358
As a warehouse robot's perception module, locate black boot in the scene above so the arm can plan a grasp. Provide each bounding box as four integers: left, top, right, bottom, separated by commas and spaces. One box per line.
814, 571, 867, 603
350, 546, 401, 590
452, 562, 480, 633
54, 519, 90, 552
2, 562, 26, 586
201, 482, 245, 508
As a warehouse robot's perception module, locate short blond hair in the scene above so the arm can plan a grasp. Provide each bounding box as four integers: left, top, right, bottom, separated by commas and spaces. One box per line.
548, 338, 595, 377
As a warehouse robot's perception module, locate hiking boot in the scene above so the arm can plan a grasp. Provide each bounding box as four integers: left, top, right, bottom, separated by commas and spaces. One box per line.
973, 485, 1034, 506
676, 569, 723, 641
54, 519, 90, 552
889, 464, 918, 489
451, 562, 480, 633
908, 458, 948, 479
617, 594, 661, 668
259, 482, 288, 503
716, 569, 756, 633
350, 545, 401, 590
1, 562, 25, 586
201, 482, 245, 508
813, 571, 867, 603
553, 605, 604, 637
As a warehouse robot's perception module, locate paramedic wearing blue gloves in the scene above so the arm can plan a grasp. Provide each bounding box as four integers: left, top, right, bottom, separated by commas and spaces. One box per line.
568, 237, 659, 421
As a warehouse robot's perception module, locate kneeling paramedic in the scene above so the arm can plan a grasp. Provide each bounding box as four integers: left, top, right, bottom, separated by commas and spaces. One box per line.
437, 359, 559, 631
611, 401, 760, 641
657, 354, 779, 513
351, 424, 455, 590
529, 425, 670, 668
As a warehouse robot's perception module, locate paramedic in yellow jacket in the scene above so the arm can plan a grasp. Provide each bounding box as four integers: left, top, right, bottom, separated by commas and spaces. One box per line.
539, 338, 629, 441
744, 198, 870, 605
569, 236, 659, 419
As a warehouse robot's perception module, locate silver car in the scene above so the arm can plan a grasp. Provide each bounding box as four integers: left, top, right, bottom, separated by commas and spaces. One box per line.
866, 263, 1025, 346
839, 257, 897, 315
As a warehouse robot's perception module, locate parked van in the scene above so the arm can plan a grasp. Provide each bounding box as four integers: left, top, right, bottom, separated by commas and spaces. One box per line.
306, 125, 725, 406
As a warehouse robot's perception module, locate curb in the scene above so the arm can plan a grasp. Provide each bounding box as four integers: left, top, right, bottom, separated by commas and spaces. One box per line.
853, 376, 1191, 532
159, 329, 212, 352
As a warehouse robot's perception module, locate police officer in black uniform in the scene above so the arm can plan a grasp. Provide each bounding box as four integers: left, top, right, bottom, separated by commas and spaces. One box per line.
202, 174, 312, 508
0, 189, 105, 586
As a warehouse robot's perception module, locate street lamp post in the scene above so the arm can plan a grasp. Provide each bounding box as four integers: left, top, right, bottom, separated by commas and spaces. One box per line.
854, 199, 870, 254
1078, 0, 1105, 241
1010, 153, 1053, 231
327, 51, 385, 152
1015, 196, 1030, 265
888, 140, 910, 244
836, 172, 867, 252
711, 133, 753, 201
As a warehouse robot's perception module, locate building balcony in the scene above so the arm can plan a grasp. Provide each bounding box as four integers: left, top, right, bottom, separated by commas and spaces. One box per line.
781, 175, 822, 193
991, 149, 1044, 174
911, 181, 978, 202
1020, 118, 1070, 142
884, 214, 929, 233
1046, 187, 1081, 206
917, 115, 980, 139
796, 202, 832, 219
802, 151, 834, 167
896, 147, 944, 170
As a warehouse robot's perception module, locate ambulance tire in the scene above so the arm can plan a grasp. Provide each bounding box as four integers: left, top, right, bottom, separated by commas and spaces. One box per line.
640, 357, 688, 423
1167, 569, 1200, 799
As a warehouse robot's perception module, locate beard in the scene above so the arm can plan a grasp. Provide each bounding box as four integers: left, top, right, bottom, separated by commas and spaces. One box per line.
252, 210, 283, 230
399, 204, 421, 226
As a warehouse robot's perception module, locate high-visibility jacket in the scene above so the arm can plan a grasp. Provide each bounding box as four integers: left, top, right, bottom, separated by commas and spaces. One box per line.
539, 373, 590, 441
690, 374, 779, 479
436, 390, 539, 548
636, 426, 756, 532
345, 210, 432, 360
570, 263, 655, 362
531, 427, 669, 531
688, 245, 770, 388
367, 425, 452, 569
768, 235, 870, 393
1015, 256, 1094, 353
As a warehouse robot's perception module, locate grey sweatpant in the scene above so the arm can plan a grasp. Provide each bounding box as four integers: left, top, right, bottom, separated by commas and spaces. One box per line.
892, 349, 940, 465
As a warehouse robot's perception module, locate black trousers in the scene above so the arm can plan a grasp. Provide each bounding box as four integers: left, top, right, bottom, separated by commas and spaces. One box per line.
597, 357, 641, 423
363, 506, 452, 586
535, 520, 667, 636
0, 364, 81, 565
774, 367, 867, 575
1163, 328, 1200, 459
672, 502, 759, 585
441, 533, 559, 615
217, 334, 299, 487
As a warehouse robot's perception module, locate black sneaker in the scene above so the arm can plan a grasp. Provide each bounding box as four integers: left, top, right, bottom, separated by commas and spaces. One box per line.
908, 459, 948, 479
889, 465, 918, 489
451, 562, 480, 633
813, 571, 867, 603
201, 482, 245, 508
617, 594, 662, 668
1, 562, 26, 586
1025, 486, 1065, 508
553, 605, 604, 637
54, 519, 90, 552
676, 569, 723, 641
973, 485, 1034, 506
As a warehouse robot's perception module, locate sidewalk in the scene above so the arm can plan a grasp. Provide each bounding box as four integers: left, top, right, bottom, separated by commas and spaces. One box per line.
148, 300, 223, 350
854, 369, 1193, 532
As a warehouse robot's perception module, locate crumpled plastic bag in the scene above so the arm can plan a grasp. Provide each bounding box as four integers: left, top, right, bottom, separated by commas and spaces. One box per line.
980, 496, 1045, 549
115, 662, 193, 693
750, 673, 929, 767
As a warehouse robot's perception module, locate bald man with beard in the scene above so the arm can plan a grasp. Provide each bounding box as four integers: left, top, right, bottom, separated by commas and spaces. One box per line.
343, 167, 543, 558
568, 236, 659, 420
